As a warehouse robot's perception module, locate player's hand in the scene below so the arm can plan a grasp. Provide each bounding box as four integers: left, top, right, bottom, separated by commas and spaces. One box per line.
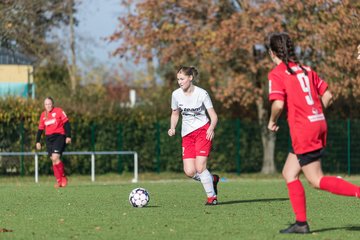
168, 128, 176, 136
206, 127, 215, 141
268, 120, 279, 132
66, 137, 71, 144
36, 143, 41, 150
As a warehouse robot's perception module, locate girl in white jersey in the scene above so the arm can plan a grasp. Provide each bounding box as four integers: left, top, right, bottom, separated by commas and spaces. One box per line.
168, 66, 220, 205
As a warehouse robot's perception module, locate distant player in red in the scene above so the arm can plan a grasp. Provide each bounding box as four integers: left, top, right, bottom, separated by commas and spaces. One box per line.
267, 32, 360, 234
36, 97, 71, 188
168, 66, 220, 205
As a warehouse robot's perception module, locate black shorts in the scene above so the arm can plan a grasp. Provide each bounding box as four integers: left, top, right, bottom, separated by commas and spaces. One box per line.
45, 134, 66, 156
291, 148, 325, 167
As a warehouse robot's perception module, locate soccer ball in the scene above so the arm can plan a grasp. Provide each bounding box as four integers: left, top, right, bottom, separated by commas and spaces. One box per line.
129, 188, 150, 207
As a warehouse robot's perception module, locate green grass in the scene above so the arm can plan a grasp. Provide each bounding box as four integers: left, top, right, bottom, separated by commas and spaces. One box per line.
0, 175, 359, 240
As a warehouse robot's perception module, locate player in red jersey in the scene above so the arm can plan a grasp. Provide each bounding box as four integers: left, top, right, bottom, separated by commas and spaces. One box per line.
36, 97, 71, 188
267, 33, 360, 234
168, 66, 219, 205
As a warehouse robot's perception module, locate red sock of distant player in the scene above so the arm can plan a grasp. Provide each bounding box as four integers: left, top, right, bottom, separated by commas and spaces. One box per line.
56, 161, 65, 178
320, 176, 360, 197
287, 179, 307, 222
52, 164, 61, 184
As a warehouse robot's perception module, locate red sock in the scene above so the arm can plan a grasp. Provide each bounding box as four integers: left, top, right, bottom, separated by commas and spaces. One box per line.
56, 161, 65, 178
320, 176, 360, 197
287, 179, 307, 222
52, 164, 61, 183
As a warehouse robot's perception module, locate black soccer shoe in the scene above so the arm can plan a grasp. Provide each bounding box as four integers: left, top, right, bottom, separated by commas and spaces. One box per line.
279, 222, 310, 234
213, 174, 220, 195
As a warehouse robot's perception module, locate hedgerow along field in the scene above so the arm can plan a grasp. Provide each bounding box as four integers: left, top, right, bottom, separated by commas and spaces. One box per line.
0, 175, 359, 240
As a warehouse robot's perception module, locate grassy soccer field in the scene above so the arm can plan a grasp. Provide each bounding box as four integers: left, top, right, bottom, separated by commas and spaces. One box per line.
0, 175, 359, 240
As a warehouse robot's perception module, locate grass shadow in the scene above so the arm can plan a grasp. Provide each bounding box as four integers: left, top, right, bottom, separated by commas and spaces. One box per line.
219, 198, 288, 205
312, 226, 360, 233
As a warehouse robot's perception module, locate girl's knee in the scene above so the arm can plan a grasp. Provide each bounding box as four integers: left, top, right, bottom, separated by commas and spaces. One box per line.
282, 169, 298, 183
195, 167, 206, 174
183, 169, 196, 178
51, 155, 61, 163
307, 178, 321, 189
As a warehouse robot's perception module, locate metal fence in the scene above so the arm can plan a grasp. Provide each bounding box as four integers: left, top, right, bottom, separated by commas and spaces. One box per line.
0, 119, 359, 175
0, 151, 138, 182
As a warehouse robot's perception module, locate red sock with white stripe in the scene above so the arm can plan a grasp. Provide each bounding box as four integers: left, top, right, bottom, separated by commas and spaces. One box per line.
287, 179, 307, 222
320, 176, 360, 197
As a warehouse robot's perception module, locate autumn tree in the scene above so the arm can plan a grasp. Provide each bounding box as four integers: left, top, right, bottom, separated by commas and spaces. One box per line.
0, 0, 76, 61
279, 0, 360, 118
204, 0, 359, 171
110, 0, 359, 174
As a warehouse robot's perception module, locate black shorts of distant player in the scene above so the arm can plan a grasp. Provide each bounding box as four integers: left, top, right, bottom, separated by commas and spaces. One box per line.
45, 134, 66, 157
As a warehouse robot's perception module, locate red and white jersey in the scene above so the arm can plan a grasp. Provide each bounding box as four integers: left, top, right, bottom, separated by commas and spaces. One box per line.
38, 107, 69, 135
171, 86, 213, 136
268, 62, 328, 154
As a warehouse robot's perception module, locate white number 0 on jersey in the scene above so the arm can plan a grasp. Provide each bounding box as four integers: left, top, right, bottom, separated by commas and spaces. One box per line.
297, 73, 314, 105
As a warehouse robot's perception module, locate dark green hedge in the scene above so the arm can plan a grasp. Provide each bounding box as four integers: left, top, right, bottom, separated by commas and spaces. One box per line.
0, 99, 359, 176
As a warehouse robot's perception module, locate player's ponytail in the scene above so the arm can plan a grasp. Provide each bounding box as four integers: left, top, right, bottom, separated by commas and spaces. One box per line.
280, 34, 295, 75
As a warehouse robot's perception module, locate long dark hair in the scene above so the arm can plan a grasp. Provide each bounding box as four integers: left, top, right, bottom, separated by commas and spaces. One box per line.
267, 32, 308, 75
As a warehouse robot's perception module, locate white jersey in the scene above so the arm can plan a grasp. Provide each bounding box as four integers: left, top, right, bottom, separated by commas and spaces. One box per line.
171, 86, 213, 136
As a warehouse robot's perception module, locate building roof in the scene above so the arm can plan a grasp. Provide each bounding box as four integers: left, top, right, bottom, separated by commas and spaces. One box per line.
0, 47, 34, 65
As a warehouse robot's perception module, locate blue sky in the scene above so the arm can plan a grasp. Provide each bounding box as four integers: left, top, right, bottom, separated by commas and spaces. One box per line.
52, 0, 147, 83
75, 0, 122, 68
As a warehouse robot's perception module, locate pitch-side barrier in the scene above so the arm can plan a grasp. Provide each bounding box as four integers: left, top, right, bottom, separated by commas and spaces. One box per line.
0, 151, 138, 183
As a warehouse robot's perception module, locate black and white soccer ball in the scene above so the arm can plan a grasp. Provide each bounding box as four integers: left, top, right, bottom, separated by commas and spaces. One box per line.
129, 188, 150, 207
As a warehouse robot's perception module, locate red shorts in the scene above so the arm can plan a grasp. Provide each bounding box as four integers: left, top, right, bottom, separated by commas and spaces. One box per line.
182, 123, 212, 159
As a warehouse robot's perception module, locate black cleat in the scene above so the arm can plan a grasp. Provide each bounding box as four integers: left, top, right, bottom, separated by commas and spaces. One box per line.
280, 223, 310, 234
205, 196, 218, 206
213, 174, 220, 195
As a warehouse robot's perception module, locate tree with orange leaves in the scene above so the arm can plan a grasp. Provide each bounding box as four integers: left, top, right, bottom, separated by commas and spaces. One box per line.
109, 0, 359, 174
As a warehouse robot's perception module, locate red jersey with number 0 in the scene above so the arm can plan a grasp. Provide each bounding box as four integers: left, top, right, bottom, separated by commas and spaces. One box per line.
38, 107, 69, 135
268, 62, 328, 154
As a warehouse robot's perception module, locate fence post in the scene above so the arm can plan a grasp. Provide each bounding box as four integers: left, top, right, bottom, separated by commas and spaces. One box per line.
20, 121, 25, 176
132, 152, 138, 183
235, 119, 241, 175
35, 153, 38, 183
155, 122, 161, 174
91, 153, 95, 182
347, 118, 351, 175
117, 124, 123, 174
